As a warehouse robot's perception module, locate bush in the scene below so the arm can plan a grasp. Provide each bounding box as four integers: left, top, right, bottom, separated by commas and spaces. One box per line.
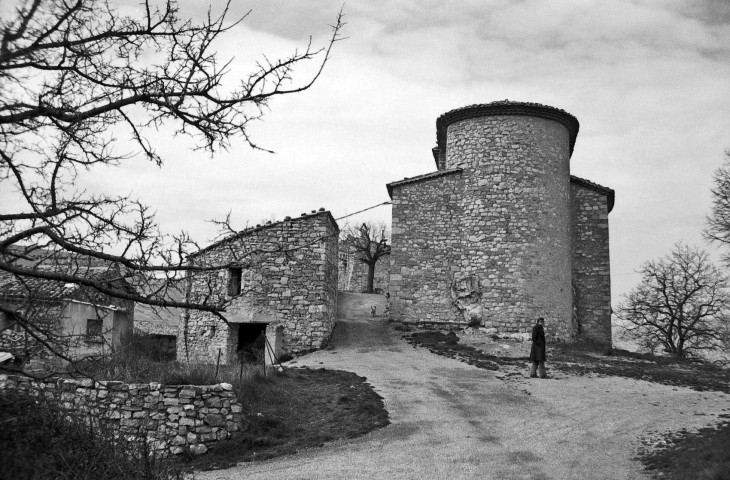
0, 390, 182, 480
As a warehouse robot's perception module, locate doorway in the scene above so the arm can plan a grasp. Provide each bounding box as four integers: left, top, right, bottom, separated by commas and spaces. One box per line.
236, 323, 266, 364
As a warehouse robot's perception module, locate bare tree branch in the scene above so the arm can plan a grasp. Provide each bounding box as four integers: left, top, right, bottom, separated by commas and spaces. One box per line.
0, 0, 344, 370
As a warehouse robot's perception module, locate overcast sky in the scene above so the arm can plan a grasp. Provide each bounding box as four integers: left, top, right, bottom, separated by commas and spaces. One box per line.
4, 0, 730, 306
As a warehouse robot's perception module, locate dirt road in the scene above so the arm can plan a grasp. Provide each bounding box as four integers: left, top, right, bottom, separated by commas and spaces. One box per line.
199, 293, 729, 480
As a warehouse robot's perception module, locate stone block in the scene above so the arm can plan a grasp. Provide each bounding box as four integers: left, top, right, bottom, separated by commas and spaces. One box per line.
189, 444, 208, 456
179, 389, 197, 398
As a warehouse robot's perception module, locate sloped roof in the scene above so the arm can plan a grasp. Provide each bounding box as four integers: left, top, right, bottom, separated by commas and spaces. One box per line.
192, 209, 338, 257
570, 175, 615, 213
386, 168, 463, 198
0, 268, 136, 306
0, 272, 70, 302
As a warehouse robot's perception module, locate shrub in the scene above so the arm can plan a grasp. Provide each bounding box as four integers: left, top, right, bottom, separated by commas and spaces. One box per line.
0, 390, 182, 480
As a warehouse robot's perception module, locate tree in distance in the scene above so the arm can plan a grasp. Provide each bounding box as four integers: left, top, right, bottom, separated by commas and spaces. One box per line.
706, 150, 730, 264
616, 243, 730, 359
0, 0, 343, 368
341, 222, 391, 294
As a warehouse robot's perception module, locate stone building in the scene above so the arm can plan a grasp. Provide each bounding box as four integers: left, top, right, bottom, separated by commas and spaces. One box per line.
179, 209, 339, 364
0, 271, 134, 359
386, 101, 614, 345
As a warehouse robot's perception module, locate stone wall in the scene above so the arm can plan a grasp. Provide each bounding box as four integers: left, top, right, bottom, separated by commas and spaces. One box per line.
135, 305, 180, 337
180, 210, 339, 364
386, 101, 613, 344
0, 329, 25, 354
0, 374, 243, 456
389, 170, 464, 323
446, 114, 574, 338
571, 181, 612, 345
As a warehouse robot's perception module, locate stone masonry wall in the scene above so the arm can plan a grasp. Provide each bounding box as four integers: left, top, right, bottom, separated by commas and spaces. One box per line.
571, 183, 612, 344
387, 102, 613, 344
0, 329, 26, 354
180, 211, 338, 363
0, 374, 243, 456
390, 114, 574, 336
446, 115, 574, 338
390, 170, 464, 323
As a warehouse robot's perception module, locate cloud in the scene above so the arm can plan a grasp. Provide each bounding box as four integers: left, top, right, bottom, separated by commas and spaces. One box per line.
3, 0, 730, 305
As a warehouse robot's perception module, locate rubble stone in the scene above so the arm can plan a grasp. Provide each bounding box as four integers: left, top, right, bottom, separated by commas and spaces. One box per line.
0, 374, 243, 457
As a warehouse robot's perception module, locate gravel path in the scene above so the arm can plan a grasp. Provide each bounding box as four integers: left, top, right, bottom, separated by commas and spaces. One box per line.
199, 293, 730, 480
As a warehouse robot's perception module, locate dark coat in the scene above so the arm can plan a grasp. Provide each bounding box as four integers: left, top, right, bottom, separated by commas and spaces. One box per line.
529, 324, 546, 362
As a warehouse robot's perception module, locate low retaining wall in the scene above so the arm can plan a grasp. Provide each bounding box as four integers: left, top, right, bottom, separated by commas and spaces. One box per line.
0, 374, 243, 456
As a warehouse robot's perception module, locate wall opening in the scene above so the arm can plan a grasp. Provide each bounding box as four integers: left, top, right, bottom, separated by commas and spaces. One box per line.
236, 323, 266, 364
150, 334, 177, 361
227, 267, 243, 296
85, 318, 103, 343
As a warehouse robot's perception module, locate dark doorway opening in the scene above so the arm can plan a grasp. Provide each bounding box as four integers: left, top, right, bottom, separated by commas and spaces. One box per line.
150, 334, 177, 361
237, 323, 266, 364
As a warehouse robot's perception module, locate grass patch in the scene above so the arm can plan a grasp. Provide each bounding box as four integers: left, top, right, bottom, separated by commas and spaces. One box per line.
0, 390, 182, 480
405, 330, 730, 393
71, 344, 389, 471
550, 345, 730, 394
640, 421, 730, 480
182, 367, 390, 470
407, 330, 517, 371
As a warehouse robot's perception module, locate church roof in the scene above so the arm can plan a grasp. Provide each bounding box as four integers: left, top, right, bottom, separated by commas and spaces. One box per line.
386, 168, 463, 198
433, 101, 580, 168
570, 175, 615, 213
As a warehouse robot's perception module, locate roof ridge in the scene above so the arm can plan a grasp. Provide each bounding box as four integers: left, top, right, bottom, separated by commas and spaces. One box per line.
192, 208, 338, 257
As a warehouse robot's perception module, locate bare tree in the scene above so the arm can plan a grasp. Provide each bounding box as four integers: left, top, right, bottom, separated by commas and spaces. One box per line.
0, 0, 343, 367
616, 244, 730, 358
705, 150, 730, 265
341, 222, 390, 294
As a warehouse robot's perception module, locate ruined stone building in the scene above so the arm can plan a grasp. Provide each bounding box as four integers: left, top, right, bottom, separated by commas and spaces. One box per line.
179, 209, 339, 364
386, 101, 614, 345
0, 268, 134, 360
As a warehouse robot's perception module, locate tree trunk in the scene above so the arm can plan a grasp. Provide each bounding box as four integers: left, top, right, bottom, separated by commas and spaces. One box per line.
365, 262, 376, 293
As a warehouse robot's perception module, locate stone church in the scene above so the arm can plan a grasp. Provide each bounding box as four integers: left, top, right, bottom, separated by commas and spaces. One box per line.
386, 101, 614, 345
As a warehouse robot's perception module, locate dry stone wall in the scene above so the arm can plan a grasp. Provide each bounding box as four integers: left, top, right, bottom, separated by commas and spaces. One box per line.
0, 374, 243, 456
180, 211, 339, 364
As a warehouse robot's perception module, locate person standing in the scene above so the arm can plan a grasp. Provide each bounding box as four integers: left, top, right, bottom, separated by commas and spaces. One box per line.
529, 317, 547, 378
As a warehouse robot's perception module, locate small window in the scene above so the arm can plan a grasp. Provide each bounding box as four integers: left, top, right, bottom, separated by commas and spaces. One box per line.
86, 318, 103, 343
227, 267, 242, 296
